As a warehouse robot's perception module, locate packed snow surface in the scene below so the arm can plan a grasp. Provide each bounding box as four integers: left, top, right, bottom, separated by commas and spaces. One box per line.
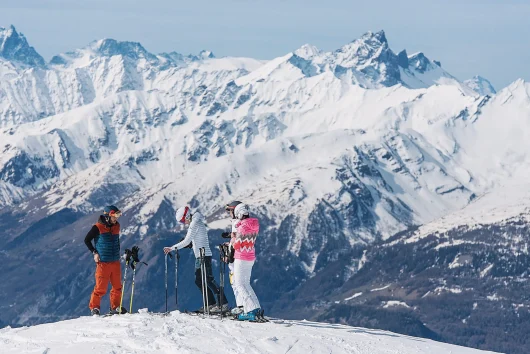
0, 311, 497, 354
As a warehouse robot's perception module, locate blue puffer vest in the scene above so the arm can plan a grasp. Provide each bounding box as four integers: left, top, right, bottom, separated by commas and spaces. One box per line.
94, 217, 121, 262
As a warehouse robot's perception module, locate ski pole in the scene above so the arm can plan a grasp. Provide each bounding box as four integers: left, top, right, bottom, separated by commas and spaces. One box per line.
165, 253, 168, 313
175, 250, 179, 309
204, 250, 210, 315
120, 260, 129, 313
129, 263, 136, 314
199, 248, 205, 313
204, 248, 211, 315
165, 252, 173, 313
200, 248, 208, 314
219, 246, 225, 319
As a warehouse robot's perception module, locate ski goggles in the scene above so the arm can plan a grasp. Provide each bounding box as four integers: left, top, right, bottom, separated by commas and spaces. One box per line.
109, 210, 122, 218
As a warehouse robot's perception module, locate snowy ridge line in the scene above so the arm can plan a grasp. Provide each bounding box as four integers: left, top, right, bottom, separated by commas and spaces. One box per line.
0, 25, 497, 129
386, 184, 530, 246
0, 311, 498, 354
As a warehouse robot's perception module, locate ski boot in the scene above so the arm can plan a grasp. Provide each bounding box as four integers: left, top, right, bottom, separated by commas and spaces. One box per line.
209, 303, 229, 314
109, 306, 128, 315
90, 308, 100, 316
236, 308, 261, 322
256, 308, 269, 322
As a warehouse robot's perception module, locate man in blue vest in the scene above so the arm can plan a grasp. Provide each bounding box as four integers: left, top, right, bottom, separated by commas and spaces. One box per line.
84, 205, 126, 315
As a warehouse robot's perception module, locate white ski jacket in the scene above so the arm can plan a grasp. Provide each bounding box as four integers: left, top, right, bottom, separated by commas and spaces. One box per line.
171, 212, 212, 258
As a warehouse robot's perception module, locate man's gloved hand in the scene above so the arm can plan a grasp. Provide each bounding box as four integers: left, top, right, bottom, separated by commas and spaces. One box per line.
124, 249, 132, 263
221, 232, 231, 239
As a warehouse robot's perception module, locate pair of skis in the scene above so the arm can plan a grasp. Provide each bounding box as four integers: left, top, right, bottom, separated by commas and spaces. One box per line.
164, 249, 179, 313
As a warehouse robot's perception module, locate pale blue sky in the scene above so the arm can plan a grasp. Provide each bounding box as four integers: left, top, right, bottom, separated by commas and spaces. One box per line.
1, 0, 529, 89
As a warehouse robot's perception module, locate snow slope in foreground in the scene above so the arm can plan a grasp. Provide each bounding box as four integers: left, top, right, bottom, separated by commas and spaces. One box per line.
0, 311, 497, 354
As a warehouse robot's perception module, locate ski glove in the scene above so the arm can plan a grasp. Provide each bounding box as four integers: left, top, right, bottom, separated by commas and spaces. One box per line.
221, 232, 231, 239
131, 246, 141, 262
125, 246, 148, 270
124, 249, 133, 263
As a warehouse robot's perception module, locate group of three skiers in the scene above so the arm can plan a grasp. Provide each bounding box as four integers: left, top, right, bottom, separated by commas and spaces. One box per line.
84, 201, 263, 321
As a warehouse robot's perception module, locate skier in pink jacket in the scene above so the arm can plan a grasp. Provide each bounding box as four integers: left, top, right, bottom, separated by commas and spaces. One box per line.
230, 203, 263, 321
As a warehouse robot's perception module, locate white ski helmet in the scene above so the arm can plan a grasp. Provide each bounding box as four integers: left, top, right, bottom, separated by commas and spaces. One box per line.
175, 206, 191, 224
234, 203, 250, 220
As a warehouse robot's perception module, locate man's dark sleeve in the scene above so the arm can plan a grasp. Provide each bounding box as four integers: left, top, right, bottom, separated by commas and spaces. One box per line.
84, 225, 99, 253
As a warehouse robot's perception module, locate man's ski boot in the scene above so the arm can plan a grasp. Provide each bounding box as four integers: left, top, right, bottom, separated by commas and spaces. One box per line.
90, 308, 100, 316
209, 303, 230, 314
108, 306, 128, 315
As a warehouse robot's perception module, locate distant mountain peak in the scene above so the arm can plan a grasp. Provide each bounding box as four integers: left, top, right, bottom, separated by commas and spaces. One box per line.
408, 52, 433, 73
184, 50, 216, 62
464, 75, 496, 96
199, 50, 215, 59
0, 25, 45, 67
334, 30, 391, 67
50, 38, 160, 66
294, 44, 321, 59
332, 29, 401, 86
360, 30, 387, 44
89, 38, 158, 61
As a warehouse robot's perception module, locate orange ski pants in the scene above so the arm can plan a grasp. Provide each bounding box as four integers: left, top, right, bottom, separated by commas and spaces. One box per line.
89, 261, 122, 310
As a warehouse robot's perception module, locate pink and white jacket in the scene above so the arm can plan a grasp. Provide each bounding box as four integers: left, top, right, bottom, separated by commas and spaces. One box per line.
232, 217, 259, 261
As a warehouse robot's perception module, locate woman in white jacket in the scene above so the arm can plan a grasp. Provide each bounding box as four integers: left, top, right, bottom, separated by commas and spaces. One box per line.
164, 206, 227, 312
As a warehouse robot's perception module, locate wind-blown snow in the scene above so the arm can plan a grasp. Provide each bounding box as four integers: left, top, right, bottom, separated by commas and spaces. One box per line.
0, 312, 497, 354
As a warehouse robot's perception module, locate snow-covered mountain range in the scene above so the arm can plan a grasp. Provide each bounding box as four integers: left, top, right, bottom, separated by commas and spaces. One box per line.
275, 184, 530, 353
1, 24, 528, 353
